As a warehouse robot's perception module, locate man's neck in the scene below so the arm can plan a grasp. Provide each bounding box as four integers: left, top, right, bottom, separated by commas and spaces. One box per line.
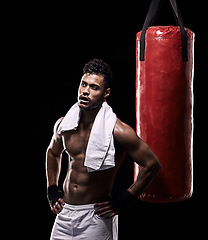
80, 105, 102, 126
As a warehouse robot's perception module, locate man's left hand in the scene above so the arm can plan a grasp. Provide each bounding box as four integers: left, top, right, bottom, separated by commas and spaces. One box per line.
94, 191, 136, 219
94, 201, 119, 219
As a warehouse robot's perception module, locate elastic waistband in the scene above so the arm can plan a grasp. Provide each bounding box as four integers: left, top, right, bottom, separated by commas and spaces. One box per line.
63, 203, 96, 211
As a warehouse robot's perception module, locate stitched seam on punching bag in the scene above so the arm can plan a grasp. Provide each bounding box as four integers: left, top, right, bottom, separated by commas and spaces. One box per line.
144, 37, 193, 40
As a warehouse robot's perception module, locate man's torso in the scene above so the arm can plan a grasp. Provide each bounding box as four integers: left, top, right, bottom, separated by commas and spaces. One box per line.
61, 120, 126, 205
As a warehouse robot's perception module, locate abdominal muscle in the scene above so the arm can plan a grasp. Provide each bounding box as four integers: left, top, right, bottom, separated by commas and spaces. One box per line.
63, 155, 116, 205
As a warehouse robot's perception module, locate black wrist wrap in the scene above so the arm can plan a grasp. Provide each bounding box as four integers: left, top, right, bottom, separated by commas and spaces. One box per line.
47, 185, 64, 207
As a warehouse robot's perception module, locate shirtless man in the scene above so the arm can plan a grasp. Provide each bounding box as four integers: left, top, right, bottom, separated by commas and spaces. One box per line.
46, 59, 162, 239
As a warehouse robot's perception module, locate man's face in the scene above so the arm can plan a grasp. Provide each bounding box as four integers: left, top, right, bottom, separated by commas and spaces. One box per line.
78, 73, 110, 111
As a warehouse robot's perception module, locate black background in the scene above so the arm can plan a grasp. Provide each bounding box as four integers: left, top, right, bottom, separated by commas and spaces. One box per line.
2, 0, 206, 239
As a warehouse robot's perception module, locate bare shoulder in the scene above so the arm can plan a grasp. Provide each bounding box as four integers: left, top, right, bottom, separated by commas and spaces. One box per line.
113, 118, 139, 148
113, 119, 160, 167
53, 117, 64, 137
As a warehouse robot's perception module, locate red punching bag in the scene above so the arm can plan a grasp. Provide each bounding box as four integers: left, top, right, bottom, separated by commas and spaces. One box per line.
135, 0, 195, 202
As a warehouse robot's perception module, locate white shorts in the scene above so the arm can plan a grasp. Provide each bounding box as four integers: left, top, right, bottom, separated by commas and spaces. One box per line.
50, 203, 118, 240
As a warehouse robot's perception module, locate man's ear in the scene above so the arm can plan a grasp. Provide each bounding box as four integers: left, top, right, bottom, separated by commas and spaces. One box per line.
104, 88, 111, 99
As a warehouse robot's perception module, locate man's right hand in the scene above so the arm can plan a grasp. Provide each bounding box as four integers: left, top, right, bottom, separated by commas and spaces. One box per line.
51, 198, 65, 214
47, 185, 65, 214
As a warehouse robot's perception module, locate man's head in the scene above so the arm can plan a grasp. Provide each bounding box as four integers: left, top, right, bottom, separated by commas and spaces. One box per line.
83, 58, 112, 88
78, 59, 112, 111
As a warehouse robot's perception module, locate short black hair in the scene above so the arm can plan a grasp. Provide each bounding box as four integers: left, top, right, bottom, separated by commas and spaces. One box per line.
83, 58, 112, 87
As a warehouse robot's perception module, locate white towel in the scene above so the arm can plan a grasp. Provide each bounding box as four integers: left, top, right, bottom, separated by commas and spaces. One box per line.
57, 101, 117, 172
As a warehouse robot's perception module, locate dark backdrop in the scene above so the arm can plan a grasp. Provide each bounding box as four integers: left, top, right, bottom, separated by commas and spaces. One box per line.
2, 0, 206, 239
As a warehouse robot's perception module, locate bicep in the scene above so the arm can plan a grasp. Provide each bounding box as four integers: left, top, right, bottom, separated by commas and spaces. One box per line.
48, 135, 64, 157
115, 121, 158, 167
47, 118, 64, 157
127, 136, 157, 167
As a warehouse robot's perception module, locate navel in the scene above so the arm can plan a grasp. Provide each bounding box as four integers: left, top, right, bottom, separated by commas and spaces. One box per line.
74, 184, 78, 189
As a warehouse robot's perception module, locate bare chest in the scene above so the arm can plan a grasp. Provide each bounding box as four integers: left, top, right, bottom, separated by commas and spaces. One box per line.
62, 125, 92, 158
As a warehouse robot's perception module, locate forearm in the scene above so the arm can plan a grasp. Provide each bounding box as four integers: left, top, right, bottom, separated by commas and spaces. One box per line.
128, 162, 161, 197
46, 148, 62, 187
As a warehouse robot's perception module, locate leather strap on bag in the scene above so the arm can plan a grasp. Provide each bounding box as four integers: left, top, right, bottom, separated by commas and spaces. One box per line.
139, 0, 188, 61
